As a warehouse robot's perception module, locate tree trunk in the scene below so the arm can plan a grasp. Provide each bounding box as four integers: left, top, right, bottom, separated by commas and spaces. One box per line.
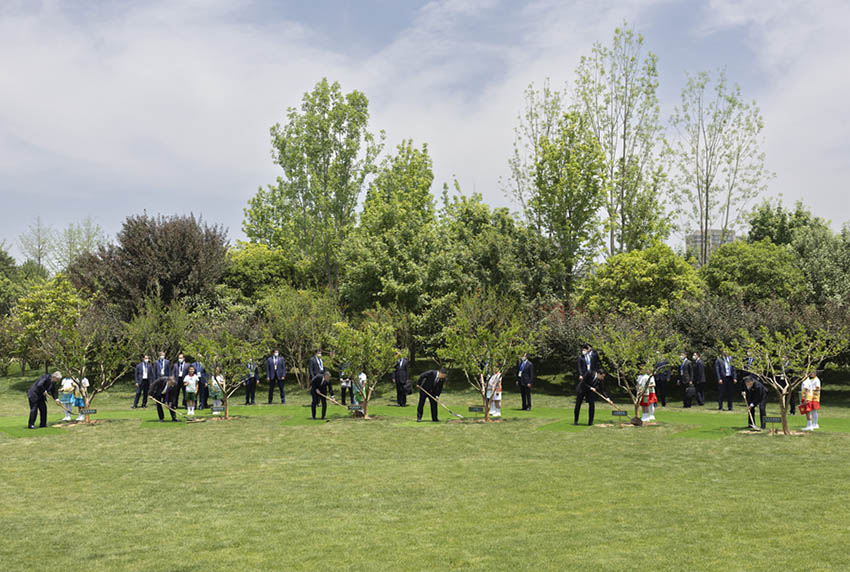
634, 402, 640, 419
224, 394, 230, 420
780, 392, 790, 435
484, 394, 491, 422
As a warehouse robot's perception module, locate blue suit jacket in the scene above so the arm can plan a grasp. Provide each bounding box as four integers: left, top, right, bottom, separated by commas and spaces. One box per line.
714, 358, 737, 381
192, 362, 207, 385
171, 360, 189, 380
135, 362, 152, 384
154, 359, 171, 380
266, 355, 286, 380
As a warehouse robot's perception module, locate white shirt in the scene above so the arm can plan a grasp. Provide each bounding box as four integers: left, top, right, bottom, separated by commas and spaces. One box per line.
184, 374, 200, 392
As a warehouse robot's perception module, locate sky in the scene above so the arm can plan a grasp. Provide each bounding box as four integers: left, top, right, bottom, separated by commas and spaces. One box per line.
1, 0, 848, 260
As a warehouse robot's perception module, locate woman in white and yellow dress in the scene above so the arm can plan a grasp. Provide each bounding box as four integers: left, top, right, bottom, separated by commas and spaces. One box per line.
800, 371, 821, 431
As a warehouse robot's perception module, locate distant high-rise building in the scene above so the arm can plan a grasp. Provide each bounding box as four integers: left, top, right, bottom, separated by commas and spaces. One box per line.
686, 229, 736, 262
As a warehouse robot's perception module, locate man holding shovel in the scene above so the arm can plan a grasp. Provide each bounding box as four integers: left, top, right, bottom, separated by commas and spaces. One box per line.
416, 368, 447, 422
574, 369, 608, 426
742, 376, 768, 430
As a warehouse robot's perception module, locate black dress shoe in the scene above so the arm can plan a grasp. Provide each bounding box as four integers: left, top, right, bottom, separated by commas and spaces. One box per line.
416, 418, 421, 422
131, 406, 137, 409
28, 425, 36, 429
158, 419, 164, 423
573, 422, 579, 425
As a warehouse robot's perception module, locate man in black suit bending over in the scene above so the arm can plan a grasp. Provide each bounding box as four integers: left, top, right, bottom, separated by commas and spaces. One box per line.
416, 368, 447, 422
27, 371, 62, 429
574, 369, 608, 426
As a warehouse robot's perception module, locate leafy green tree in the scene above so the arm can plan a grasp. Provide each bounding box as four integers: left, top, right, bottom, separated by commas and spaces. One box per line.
588, 313, 682, 419
504, 79, 566, 227
437, 290, 539, 420
340, 140, 436, 359
747, 199, 828, 246
124, 297, 195, 360
532, 111, 607, 292
700, 240, 806, 306
257, 286, 342, 389
50, 216, 105, 273
789, 223, 849, 305
13, 276, 129, 420
670, 68, 772, 265
189, 328, 264, 419
330, 314, 399, 418
573, 23, 669, 256
18, 216, 55, 272
577, 243, 703, 317
223, 242, 305, 299
723, 318, 850, 434
243, 78, 383, 291
10, 274, 88, 368
68, 213, 229, 318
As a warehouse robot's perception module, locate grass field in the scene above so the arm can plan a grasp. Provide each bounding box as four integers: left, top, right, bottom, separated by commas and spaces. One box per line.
2, 370, 850, 571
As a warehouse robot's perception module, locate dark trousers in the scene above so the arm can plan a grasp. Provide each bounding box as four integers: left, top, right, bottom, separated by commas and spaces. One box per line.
396, 381, 407, 406
311, 391, 327, 419
340, 385, 353, 405
747, 399, 767, 428
695, 383, 706, 406
155, 399, 176, 421
520, 384, 532, 410
244, 379, 256, 404
178, 382, 187, 407
656, 379, 668, 406
170, 381, 183, 408
417, 391, 438, 421
718, 376, 734, 410
197, 381, 208, 409
681, 384, 692, 407
268, 378, 285, 403
574, 393, 595, 425
28, 396, 47, 427
133, 380, 149, 408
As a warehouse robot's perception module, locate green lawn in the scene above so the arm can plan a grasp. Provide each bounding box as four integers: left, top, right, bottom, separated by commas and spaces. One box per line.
2, 371, 849, 571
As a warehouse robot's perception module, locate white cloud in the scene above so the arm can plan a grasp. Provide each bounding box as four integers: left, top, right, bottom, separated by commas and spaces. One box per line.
702, 0, 850, 225
1, 0, 847, 261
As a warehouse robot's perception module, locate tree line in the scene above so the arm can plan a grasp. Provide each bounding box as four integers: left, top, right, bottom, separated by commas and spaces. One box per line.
1, 24, 849, 433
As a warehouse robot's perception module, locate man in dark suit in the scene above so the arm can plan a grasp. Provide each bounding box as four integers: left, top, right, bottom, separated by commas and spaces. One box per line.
170, 353, 189, 408
577, 344, 600, 382
310, 370, 334, 420
654, 356, 671, 407
192, 355, 207, 410
692, 352, 706, 406
574, 369, 608, 426
309, 349, 324, 382
266, 349, 287, 404
743, 376, 768, 429
416, 368, 447, 422
154, 351, 171, 386
392, 352, 410, 407
242, 360, 259, 405
27, 371, 61, 429
150, 376, 178, 422
678, 353, 694, 408
714, 352, 737, 411
133, 355, 152, 409
518, 353, 534, 411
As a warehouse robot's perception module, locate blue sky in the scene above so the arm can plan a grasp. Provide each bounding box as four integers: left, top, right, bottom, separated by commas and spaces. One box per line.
1, 0, 848, 259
